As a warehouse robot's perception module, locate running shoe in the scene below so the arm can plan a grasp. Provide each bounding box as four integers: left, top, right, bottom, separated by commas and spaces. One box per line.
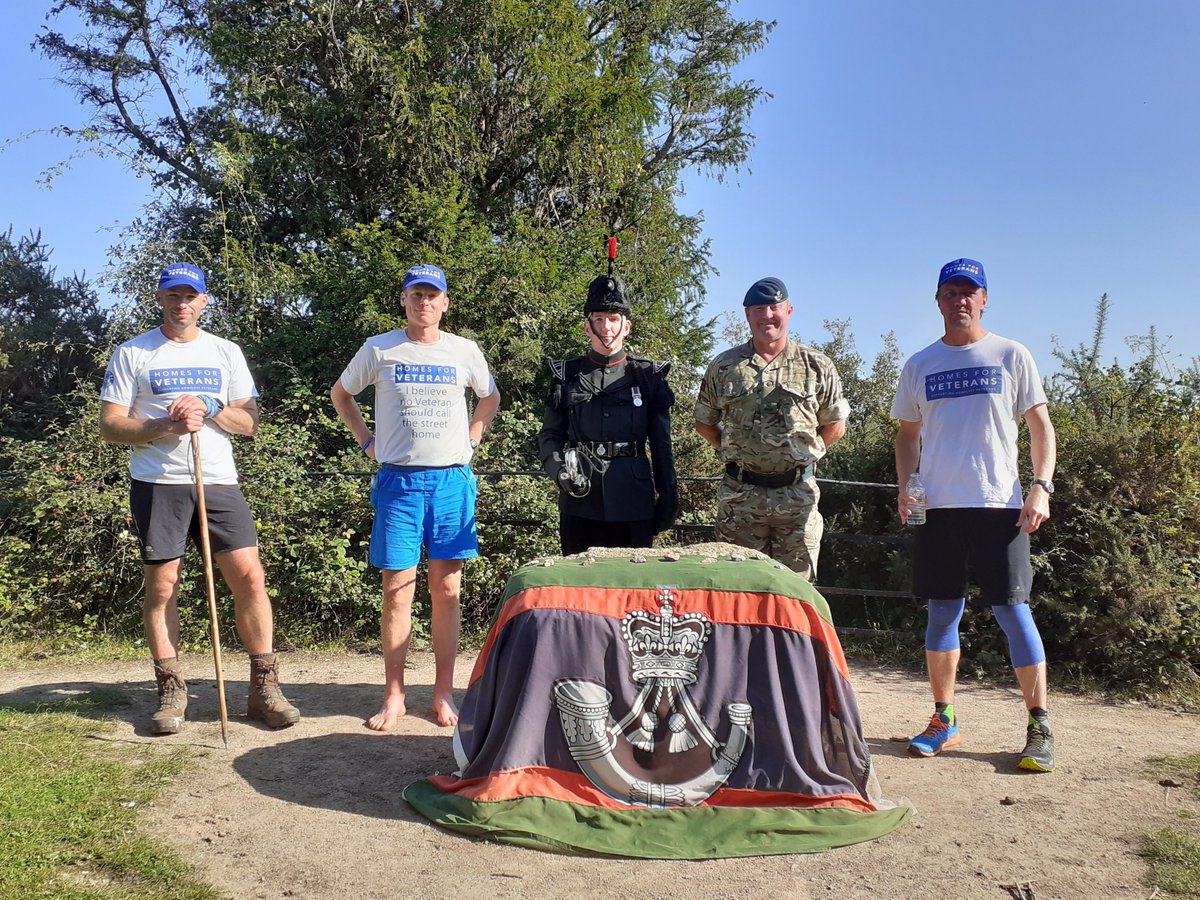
1018, 720, 1055, 772
908, 711, 961, 757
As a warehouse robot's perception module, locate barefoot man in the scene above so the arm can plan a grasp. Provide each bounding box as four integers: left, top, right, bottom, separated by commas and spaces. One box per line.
332, 264, 499, 729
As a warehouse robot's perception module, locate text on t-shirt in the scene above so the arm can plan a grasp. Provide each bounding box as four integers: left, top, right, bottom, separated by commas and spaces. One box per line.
924, 366, 1004, 401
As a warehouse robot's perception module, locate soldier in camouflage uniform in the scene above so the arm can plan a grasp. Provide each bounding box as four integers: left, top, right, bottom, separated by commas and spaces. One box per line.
694, 277, 850, 580
539, 274, 678, 555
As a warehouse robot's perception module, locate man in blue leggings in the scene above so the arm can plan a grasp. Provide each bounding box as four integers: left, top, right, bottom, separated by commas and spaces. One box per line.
892, 258, 1057, 773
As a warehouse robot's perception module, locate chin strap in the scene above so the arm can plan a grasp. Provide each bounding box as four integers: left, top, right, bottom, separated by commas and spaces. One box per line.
586, 317, 626, 353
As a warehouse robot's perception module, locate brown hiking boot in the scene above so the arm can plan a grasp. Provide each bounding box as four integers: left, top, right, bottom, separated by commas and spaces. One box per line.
151, 658, 188, 734
247, 653, 300, 728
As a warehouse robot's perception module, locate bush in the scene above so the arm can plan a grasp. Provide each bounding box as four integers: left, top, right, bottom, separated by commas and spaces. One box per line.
1034, 324, 1200, 695
0, 391, 141, 644
4, 302, 1198, 701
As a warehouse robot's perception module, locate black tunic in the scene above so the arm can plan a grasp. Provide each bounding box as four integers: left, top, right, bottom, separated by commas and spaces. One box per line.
538, 349, 678, 546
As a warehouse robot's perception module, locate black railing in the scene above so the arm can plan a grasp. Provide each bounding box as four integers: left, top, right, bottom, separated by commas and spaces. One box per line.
471, 470, 916, 603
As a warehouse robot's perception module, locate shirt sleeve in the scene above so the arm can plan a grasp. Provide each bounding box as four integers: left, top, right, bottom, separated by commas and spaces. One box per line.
694, 360, 722, 425
816, 357, 851, 425
226, 343, 260, 402
890, 360, 921, 421
338, 342, 376, 397
1014, 346, 1048, 415
100, 346, 136, 406
467, 342, 496, 398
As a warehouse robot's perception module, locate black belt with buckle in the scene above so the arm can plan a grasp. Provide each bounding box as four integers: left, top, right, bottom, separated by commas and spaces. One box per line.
570, 440, 646, 459
725, 461, 814, 487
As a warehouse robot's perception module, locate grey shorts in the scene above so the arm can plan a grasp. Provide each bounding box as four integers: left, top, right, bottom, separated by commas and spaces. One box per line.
130, 479, 258, 563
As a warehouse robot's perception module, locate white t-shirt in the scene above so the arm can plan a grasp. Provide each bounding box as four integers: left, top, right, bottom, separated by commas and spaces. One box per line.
891, 332, 1047, 509
101, 329, 258, 485
339, 330, 495, 467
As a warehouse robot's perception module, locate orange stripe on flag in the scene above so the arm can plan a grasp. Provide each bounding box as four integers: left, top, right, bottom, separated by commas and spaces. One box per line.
426, 768, 877, 813
471, 585, 848, 685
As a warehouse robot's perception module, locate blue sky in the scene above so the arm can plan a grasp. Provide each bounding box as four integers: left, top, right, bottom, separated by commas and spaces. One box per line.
4, 1, 1199, 374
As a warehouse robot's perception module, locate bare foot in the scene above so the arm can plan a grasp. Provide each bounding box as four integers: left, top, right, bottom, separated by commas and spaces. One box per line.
432, 692, 459, 728
366, 692, 406, 732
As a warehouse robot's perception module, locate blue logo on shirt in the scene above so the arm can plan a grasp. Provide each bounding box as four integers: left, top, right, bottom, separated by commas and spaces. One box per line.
149, 367, 223, 395
394, 364, 458, 385
925, 366, 1003, 400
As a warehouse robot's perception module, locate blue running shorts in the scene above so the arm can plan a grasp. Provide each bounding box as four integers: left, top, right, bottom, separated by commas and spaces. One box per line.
369, 465, 479, 571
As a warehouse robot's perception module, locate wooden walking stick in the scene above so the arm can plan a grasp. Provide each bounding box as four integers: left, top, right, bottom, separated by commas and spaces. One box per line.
191, 431, 230, 748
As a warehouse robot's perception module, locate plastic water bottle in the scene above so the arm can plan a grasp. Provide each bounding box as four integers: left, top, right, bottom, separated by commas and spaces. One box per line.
906, 472, 927, 526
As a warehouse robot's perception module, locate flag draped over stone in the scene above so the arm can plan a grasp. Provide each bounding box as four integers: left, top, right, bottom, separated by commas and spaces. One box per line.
405, 545, 911, 857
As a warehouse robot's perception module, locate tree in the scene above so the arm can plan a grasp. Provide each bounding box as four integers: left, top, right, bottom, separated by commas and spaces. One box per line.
0, 229, 108, 441
38, 0, 771, 410
17, 0, 775, 640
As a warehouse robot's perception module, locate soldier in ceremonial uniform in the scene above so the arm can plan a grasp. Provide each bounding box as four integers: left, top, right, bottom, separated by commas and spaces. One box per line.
539, 273, 678, 555
694, 276, 850, 580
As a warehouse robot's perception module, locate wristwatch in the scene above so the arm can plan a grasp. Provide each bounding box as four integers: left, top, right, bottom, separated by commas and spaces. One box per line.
1032, 478, 1055, 495
469, 438, 480, 450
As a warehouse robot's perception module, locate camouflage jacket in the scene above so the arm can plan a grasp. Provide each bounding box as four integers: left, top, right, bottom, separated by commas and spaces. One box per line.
695, 340, 850, 472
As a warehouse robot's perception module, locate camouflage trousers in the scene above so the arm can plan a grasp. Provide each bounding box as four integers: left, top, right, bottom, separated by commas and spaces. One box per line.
714, 474, 823, 581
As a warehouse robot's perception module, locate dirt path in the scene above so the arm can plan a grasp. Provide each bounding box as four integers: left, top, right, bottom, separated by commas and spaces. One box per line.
2, 650, 1196, 899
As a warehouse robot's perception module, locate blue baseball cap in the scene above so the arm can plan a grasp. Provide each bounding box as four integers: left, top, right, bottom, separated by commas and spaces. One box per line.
158, 262, 206, 292
743, 277, 789, 307
402, 263, 448, 292
937, 258, 987, 289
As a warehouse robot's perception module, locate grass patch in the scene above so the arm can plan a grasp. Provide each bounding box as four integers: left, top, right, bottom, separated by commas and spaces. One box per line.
1142, 754, 1200, 897
1144, 829, 1200, 897
0, 693, 217, 899
1150, 753, 1200, 795
0, 636, 153, 669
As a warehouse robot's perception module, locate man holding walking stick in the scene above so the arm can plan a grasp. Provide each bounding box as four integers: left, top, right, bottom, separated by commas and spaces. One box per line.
100, 262, 300, 734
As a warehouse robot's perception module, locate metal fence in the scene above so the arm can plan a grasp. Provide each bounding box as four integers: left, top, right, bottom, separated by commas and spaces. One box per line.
472, 470, 916, 603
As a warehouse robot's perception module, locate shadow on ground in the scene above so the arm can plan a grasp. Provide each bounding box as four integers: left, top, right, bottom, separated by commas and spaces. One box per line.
230, 731, 454, 821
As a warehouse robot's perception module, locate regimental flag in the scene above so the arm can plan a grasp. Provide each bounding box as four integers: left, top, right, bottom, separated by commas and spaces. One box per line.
405, 548, 912, 857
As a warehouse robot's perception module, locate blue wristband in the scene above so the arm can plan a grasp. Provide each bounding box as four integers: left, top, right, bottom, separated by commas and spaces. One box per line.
201, 395, 224, 418
360, 436, 375, 452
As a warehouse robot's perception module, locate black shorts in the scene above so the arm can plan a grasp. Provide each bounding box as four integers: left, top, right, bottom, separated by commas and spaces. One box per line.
913, 507, 1032, 606
130, 479, 259, 563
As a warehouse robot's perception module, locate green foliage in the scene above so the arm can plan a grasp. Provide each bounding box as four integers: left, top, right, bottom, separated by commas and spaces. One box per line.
233, 385, 381, 645
37, 0, 769, 346
0, 388, 142, 643
0, 229, 109, 441
466, 400, 562, 630
1143, 828, 1200, 898
805, 321, 914, 627
0, 383, 376, 648
1034, 302, 1200, 695
0, 695, 216, 898
1138, 753, 1200, 896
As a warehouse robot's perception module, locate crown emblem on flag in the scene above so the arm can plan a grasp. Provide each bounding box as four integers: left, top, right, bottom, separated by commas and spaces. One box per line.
621, 589, 711, 685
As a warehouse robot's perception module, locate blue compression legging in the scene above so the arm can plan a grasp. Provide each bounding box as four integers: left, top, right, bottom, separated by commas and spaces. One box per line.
925, 598, 1046, 668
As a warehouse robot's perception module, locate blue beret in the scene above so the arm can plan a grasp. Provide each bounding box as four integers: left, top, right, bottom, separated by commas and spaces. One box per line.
743, 277, 788, 307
